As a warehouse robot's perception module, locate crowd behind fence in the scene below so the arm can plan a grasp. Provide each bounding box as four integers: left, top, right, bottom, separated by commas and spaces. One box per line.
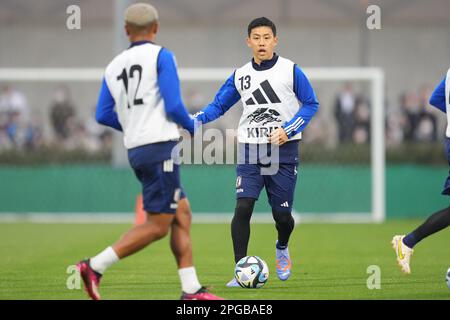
0, 81, 445, 164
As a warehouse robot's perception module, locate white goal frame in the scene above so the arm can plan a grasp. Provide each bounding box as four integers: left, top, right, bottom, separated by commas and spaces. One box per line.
0, 67, 385, 223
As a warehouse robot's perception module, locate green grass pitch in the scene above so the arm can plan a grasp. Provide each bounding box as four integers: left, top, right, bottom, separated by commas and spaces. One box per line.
0, 221, 449, 300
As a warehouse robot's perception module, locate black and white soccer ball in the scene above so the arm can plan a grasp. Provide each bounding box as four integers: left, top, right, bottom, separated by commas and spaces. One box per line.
234, 256, 269, 288
446, 268, 450, 290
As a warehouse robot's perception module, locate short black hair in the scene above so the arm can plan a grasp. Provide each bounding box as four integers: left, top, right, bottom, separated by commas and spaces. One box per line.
247, 17, 276, 37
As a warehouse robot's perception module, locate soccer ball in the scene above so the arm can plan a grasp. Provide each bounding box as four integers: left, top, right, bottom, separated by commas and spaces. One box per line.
446, 268, 450, 290
234, 256, 269, 288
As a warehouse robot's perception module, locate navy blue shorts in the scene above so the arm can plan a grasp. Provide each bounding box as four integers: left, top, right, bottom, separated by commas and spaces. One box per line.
443, 138, 450, 196
128, 142, 186, 214
236, 163, 298, 213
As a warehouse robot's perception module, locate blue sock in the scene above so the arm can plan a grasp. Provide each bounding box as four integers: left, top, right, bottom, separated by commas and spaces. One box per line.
402, 233, 418, 248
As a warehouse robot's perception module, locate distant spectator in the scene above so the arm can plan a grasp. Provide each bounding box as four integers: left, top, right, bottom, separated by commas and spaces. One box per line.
400, 92, 421, 142
85, 106, 114, 152
99, 130, 113, 152
50, 86, 75, 142
24, 117, 44, 151
185, 89, 205, 112
72, 122, 99, 152
0, 85, 30, 146
400, 87, 439, 143
416, 85, 438, 142
353, 97, 370, 144
302, 114, 329, 145
415, 117, 436, 142
0, 131, 13, 151
386, 110, 404, 146
0, 85, 29, 119
334, 83, 356, 143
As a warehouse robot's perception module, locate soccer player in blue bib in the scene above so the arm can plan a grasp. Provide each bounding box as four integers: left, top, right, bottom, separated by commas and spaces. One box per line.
392, 68, 450, 274
75, 3, 222, 300
194, 17, 319, 286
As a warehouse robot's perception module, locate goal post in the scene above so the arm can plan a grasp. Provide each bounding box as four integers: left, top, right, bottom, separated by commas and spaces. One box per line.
0, 67, 385, 223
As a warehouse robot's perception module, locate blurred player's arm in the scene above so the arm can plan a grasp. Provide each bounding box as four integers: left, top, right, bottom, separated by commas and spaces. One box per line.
193, 72, 241, 124
429, 75, 446, 113
158, 48, 195, 134
281, 65, 320, 138
96, 79, 123, 131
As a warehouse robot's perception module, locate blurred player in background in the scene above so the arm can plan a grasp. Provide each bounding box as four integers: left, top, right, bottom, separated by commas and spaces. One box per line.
194, 17, 319, 286
392, 68, 450, 274
76, 3, 222, 300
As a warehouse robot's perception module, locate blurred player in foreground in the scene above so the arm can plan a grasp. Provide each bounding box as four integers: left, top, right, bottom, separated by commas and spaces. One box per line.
75, 3, 222, 300
194, 17, 319, 286
392, 68, 450, 274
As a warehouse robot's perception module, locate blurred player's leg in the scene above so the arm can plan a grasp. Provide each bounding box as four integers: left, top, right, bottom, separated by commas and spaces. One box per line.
112, 213, 174, 258
393, 137, 450, 274
392, 206, 450, 274
171, 197, 200, 294
172, 197, 224, 300
77, 213, 174, 300
170, 197, 193, 268
403, 206, 450, 248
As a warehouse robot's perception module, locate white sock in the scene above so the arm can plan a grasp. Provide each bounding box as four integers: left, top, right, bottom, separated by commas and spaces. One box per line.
90, 246, 119, 274
178, 267, 202, 294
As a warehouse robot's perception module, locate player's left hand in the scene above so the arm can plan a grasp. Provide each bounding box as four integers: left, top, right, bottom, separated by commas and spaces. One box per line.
269, 128, 289, 146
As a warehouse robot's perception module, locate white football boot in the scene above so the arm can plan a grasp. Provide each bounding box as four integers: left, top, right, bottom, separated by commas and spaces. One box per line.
391, 235, 414, 274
